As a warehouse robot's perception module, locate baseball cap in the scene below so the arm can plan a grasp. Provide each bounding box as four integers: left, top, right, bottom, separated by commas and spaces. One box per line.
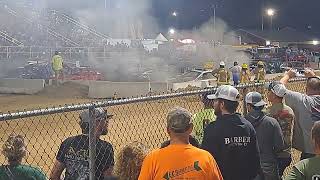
265, 81, 287, 97
207, 85, 240, 102
167, 107, 192, 133
80, 108, 113, 123
220, 61, 226, 66
245, 92, 267, 107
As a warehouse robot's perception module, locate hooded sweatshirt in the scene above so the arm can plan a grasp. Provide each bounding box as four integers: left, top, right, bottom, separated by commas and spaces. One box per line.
245, 110, 285, 163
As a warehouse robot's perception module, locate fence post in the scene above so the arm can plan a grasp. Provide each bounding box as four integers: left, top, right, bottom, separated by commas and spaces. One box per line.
242, 87, 248, 116
89, 105, 96, 180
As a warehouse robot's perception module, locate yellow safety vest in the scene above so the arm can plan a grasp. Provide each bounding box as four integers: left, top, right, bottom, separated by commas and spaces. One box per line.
240, 70, 250, 84
52, 55, 63, 71
217, 68, 230, 84
255, 68, 266, 82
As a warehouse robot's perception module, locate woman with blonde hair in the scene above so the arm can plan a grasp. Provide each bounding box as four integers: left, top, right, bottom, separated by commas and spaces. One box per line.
114, 141, 149, 180
0, 134, 46, 180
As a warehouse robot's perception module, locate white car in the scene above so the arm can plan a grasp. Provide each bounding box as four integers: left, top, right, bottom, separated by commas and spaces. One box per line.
171, 69, 217, 90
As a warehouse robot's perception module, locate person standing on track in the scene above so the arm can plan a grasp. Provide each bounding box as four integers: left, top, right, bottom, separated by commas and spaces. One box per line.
240, 63, 251, 84
212, 61, 231, 86
230, 61, 241, 86
51, 51, 64, 85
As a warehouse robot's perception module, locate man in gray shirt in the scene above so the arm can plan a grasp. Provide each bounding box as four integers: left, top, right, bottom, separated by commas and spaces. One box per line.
275, 68, 320, 160
230, 61, 242, 86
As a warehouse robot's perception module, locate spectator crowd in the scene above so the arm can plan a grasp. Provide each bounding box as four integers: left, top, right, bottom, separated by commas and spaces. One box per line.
0, 68, 319, 180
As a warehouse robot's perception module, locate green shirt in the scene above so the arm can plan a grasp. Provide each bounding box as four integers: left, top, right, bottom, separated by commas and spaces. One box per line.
285, 156, 320, 180
192, 108, 216, 144
0, 165, 47, 180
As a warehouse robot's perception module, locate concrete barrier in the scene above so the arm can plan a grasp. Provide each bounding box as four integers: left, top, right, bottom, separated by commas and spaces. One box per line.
88, 81, 172, 98
0, 78, 45, 95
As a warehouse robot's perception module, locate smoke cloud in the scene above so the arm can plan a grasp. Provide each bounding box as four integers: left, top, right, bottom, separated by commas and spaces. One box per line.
0, 0, 250, 82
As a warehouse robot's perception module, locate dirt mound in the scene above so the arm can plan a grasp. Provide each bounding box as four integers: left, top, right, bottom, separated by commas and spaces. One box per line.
37, 82, 89, 99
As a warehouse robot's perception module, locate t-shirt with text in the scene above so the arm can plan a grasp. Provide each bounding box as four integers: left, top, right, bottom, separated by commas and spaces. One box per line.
138, 144, 223, 180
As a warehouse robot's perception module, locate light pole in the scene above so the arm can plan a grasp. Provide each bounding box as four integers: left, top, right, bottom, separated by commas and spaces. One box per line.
171, 11, 178, 28
266, 8, 275, 30
211, 4, 216, 33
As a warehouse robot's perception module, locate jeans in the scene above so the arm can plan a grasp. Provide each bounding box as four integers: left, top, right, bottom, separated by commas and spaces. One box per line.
277, 156, 292, 177
300, 153, 316, 160
261, 162, 280, 180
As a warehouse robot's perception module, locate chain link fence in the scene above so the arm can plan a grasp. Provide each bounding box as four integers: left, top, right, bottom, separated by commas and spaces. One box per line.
0, 79, 307, 179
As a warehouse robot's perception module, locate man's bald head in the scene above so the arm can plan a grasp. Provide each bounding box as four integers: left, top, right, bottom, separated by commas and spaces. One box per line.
306, 77, 320, 95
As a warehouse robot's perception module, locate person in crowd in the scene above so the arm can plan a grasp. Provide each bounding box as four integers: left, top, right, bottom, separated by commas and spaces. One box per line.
277, 68, 320, 160
212, 61, 231, 86
285, 121, 320, 179
51, 51, 64, 85
50, 108, 115, 180
266, 81, 295, 177
139, 107, 223, 180
230, 61, 241, 86
191, 92, 216, 144
245, 92, 285, 180
0, 134, 46, 180
201, 85, 261, 180
114, 141, 149, 180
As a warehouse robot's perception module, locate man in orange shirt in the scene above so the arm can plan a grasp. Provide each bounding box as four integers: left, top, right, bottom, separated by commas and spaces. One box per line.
138, 107, 223, 180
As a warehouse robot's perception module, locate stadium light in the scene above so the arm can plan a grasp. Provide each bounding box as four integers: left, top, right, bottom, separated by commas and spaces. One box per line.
169, 28, 175, 35
172, 11, 177, 17
266, 8, 275, 17
312, 40, 319, 45
266, 8, 275, 30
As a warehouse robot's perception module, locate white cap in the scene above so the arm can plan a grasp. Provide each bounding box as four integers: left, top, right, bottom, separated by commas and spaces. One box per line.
220, 61, 225, 66
207, 85, 240, 102
245, 92, 267, 107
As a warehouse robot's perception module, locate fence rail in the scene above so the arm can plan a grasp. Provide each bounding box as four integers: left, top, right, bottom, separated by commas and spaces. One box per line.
0, 80, 307, 179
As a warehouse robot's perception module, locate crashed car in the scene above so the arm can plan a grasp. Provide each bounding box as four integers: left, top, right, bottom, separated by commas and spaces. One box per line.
171, 69, 216, 90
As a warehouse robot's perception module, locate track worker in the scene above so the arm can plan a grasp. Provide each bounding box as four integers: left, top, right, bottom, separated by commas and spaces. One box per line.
212, 61, 231, 86
240, 63, 251, 84
51, 51, 64, 85
230, 61, 241, 86
253, 61, 266, 83
139, 107, 223, 180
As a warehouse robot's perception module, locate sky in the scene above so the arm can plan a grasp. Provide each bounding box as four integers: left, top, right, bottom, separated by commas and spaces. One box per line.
4, 0, 320, 34
152, 0, 320, 33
